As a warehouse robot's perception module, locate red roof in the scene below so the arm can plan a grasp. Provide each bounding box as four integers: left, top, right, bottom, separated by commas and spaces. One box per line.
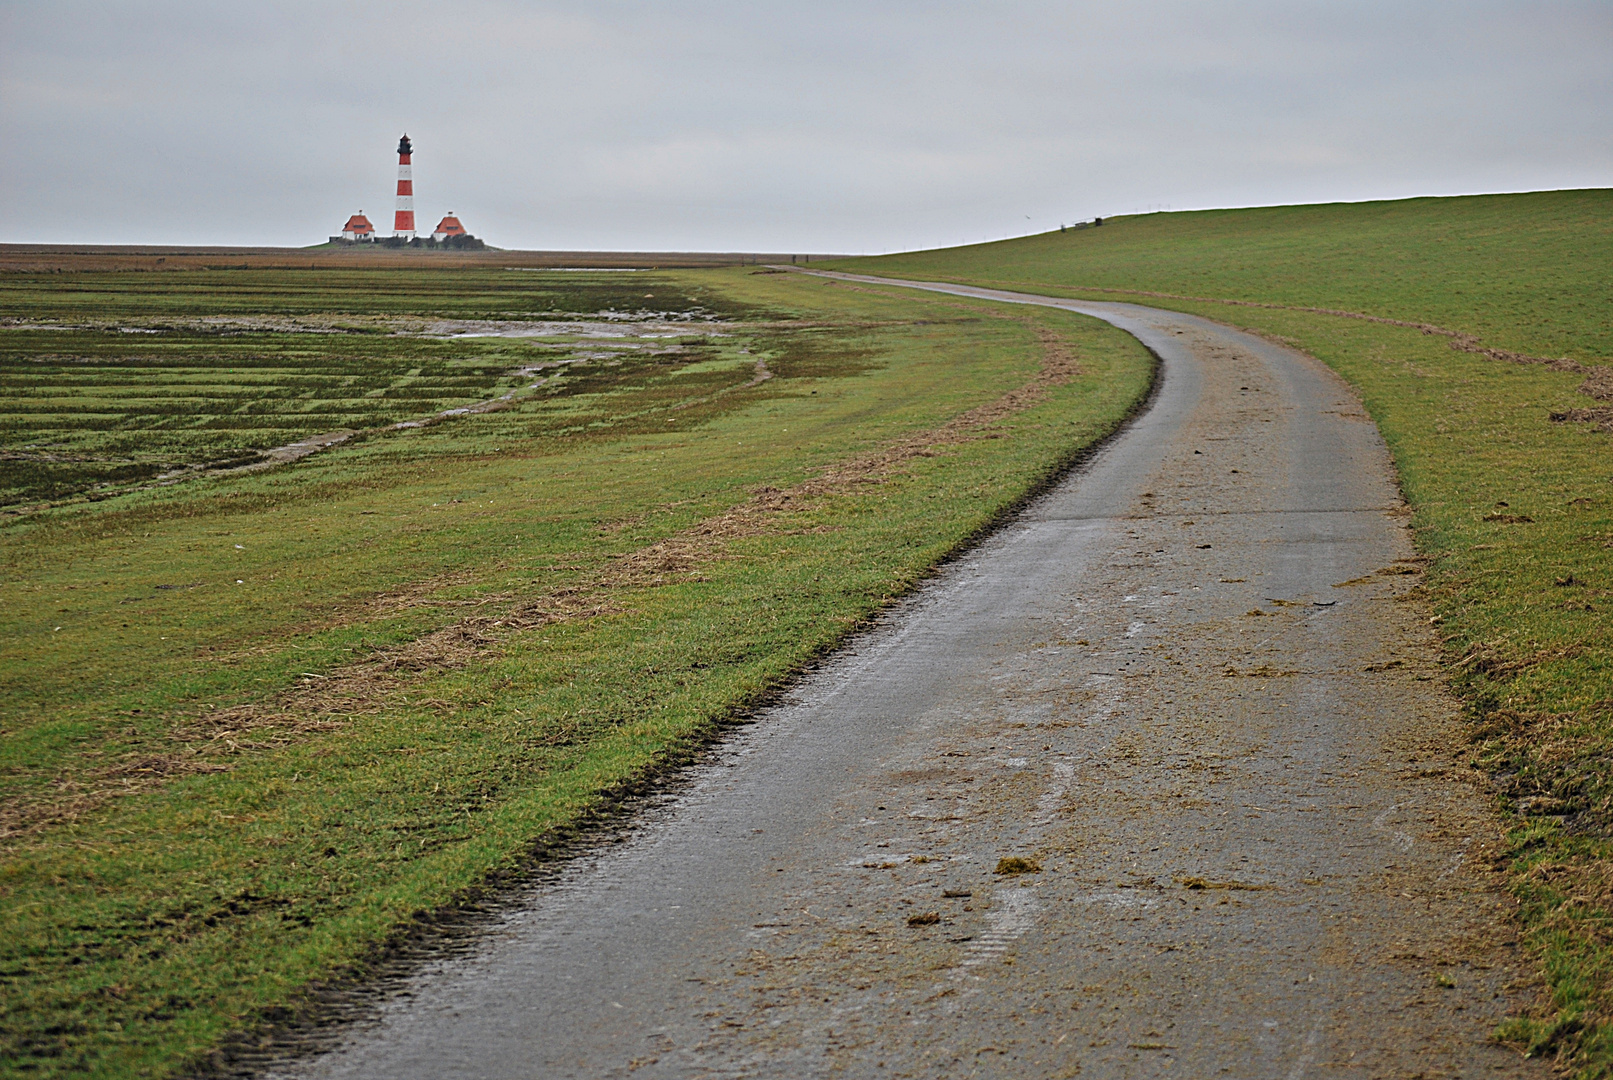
433, 216, 466, 236
342, 214, 375, 234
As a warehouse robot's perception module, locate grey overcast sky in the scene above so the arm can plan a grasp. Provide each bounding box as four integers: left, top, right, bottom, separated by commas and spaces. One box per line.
1, 1, 1609, 252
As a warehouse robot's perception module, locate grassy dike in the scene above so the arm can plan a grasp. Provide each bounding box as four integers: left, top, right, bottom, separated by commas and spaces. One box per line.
835, 188, 1613, 1072
0, 268, 1155, 1076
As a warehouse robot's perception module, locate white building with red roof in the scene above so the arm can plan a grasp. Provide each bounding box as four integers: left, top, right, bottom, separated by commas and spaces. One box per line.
340, 213, 375, 241
431, 214, 467, 242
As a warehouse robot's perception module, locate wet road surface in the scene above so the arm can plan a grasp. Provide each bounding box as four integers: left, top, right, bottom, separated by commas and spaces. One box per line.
272, 280, 1541, 1078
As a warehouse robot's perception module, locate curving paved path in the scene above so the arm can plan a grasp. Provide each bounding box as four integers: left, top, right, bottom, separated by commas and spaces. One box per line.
272, 277, 1542, 1079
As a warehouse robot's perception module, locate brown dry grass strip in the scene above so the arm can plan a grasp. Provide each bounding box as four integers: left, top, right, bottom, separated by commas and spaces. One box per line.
1549, 407, 1613, 433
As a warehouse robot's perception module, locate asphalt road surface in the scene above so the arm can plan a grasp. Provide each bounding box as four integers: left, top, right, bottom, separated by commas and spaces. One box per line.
273, 279, 1542, 1079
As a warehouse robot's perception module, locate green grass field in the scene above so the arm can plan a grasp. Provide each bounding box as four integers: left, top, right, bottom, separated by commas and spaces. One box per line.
836, 187, 1613, 1072
0, 268, 1155, 1076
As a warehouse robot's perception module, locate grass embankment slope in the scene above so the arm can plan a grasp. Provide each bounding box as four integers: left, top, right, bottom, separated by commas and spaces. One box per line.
838, 188, 1613, 1071
0, 268, 1154, 1075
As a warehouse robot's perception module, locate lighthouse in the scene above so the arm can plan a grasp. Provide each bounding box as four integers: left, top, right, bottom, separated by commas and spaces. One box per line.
393, 134, 415, 240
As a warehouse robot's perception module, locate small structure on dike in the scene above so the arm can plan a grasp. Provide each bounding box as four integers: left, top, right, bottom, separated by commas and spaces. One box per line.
338, 213, 376, 242
432, 214, 466, 242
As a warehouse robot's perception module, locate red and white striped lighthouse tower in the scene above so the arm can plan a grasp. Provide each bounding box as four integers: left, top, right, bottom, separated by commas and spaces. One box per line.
393, 134, 416, 240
